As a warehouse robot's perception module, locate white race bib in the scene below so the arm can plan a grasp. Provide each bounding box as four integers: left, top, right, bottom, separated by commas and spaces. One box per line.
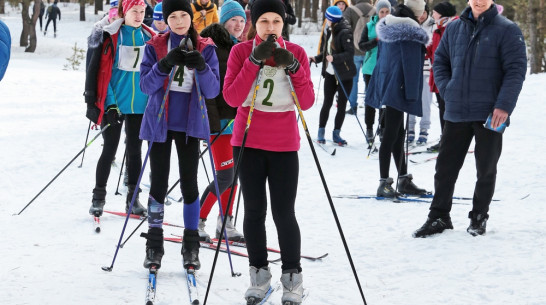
118, 45, 145, 72
169, 66, 195, 93
242, 65, 294, 112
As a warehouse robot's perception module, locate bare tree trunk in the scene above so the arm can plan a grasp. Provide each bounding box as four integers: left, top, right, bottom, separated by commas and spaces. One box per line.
312, 0, 319, 22
295, 0, 303, 28
20, 0, 31, 47
95, 0, 103, 15
26, 0, 41, 52
80, 0, 86, 21
0, 0, 5, 15
528, 0, 540, 73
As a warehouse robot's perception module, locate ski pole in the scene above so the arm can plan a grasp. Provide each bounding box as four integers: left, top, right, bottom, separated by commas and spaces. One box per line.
114, 148, 127, 196
203, 53, 267, 305
333, 68, 369, 145
164, 120, 233, 200
194, 66, 239, 278
102, 53, 179, 272
285, 67, 368, 305
15, 124, 111, 216
78, 120, 92, 168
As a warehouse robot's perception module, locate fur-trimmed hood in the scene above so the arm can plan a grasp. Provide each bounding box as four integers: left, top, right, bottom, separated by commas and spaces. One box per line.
87, 18, 155, 48
376, 15, 429, 45
199, 23, 234, 49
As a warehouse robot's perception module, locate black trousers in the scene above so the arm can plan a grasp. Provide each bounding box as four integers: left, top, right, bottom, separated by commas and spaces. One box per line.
319, 73, 353, 130
379, 107, 407, 178
45, 18, 56, 32
149, 131, 200, 204
93, 115, 143, 199
234, 147, 301, 272
429, 121, 503, 219
436, 93, 446, 133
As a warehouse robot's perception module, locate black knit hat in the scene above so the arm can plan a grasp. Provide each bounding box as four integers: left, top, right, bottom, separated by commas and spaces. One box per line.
162, 0, 193, 20
250, 0, 286, 26
433, 2, 456, 17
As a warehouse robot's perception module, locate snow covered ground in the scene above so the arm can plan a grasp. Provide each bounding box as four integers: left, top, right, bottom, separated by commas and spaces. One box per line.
1, 4, 546, 305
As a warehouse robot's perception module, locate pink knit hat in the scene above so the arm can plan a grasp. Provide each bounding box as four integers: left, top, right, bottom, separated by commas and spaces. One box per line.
122, 0, 146, 16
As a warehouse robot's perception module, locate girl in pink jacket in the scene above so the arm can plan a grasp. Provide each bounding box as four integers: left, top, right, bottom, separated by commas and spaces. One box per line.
223, 0, 314, 303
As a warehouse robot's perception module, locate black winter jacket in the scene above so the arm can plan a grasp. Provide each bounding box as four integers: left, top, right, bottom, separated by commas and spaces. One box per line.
314, 19, 356, 82
199, 23, 237, 133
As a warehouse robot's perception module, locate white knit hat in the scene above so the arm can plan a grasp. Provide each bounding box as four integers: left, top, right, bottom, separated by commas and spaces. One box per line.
404, 0, 425, 17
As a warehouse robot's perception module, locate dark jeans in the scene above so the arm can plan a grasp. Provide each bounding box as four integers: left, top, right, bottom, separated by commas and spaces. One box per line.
379, 107, 407, 178
45, 18, 56, 32
149, 131, 200, 204
234, 147, 301, 272
93, 114, 143, 199
436, 93, 446, 134
319, 73, 353, 130
429, 121, 503, 219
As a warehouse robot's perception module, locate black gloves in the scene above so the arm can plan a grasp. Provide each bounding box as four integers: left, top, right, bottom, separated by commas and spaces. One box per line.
106, 106, 123, 125
273, 48, 300, 73
86, 103, 100, 124
183, 50, 206, 71
249, 39, 277, 65
158, 46, 186, 73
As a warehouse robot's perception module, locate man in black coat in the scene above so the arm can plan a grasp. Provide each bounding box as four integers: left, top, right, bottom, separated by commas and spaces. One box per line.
413, 0, 527, 238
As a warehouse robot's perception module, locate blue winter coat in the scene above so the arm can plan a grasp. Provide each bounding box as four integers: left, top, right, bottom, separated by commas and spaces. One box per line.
433, 5, 527, 123
139, 33, 220, 142
0, 20, 10, 82
365, 15, 429, 117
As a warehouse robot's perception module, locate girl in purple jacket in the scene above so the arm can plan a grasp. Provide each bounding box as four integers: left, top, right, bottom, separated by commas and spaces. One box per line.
138, 0, 220, 271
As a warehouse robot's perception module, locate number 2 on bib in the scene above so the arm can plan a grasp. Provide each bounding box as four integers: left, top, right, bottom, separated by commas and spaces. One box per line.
261, 79, 274, 107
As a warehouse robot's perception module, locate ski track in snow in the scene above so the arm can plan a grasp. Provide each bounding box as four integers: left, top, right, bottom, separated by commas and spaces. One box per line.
1, 4, 546, 305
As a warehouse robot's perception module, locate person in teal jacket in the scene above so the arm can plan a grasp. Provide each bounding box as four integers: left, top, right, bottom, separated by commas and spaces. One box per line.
86, 0, 156, 218
359, 0, 391, 142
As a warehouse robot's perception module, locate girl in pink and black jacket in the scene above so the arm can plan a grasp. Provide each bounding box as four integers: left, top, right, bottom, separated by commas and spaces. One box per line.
223, 0, 314, 303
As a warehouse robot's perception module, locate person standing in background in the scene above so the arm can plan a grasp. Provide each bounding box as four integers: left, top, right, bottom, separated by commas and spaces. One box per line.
343, 0, 374, 116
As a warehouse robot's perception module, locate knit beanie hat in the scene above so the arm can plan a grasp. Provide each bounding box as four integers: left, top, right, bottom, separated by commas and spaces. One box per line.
375, 0, 391, 12
250, 0, 286, 26
162, 0, 193, 20
433, 1, 456, 17
220, 0, 247, 24
404, 0, 425, 18
153, 3, 163, 21
325, 5, 343, 23
122, 0, 146, 16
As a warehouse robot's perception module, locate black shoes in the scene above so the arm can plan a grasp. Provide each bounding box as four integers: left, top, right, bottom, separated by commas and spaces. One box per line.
467, 212, 488, 236
142, 227, 164, 269
413, 217, 454, 238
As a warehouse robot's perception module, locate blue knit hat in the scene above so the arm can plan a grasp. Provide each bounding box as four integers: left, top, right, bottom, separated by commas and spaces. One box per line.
220, 0, 247, 25
153, 2, 163, 21
325, 6, 343, 23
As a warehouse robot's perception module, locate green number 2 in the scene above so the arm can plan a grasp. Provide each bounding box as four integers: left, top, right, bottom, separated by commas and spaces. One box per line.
133, 47, 140, 68
262, 79, 274, 106
173, 66, 184, 86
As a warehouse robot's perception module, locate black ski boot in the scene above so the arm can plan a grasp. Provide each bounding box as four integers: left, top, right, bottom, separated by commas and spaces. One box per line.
89, 199, 106, 216
377, 178, 397, 198
182, 229, 201, 270
397, 174, 427, 196
413, 217, 454, 238
467, 211, 488, 236
126, 185, 147, 216
141, 227, 164, 269
89, 186, 106, 216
